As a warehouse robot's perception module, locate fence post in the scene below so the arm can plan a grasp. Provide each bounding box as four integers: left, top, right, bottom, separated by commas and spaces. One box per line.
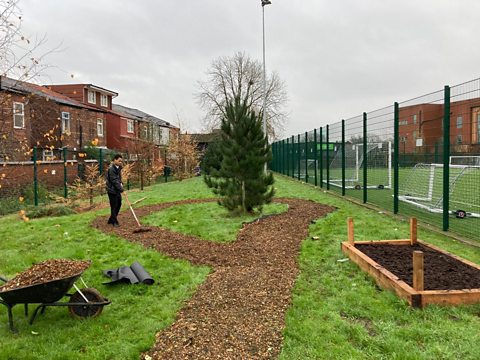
286, 138, 289, 177
319, 127, 323, 188
33, 146, 38, 206
304, 132, 308, 183
363, 112, 368, 203
99, 148, 103, 175
282, 139, 285, 175
164, 148, 168, 183
443, 85, 451, 231
314, 128, 318, 186
341, 119, 346, 196
326, 125, 330, 190
394, 102, 399, 214
291, 135, 294, 179
297, 134, 301, 180
63, 147, 68, 198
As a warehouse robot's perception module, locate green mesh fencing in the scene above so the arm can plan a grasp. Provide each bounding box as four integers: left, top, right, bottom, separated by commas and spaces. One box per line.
271, 78, 480, 243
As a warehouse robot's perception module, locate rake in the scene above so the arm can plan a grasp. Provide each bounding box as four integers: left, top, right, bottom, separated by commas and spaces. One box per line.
124, 192, 152, 234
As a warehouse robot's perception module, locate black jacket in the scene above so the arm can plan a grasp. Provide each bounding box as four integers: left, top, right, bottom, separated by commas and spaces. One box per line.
106, 165, 124, 195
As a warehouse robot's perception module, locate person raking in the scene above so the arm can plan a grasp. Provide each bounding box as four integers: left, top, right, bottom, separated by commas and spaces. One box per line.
106, 154, 124, 226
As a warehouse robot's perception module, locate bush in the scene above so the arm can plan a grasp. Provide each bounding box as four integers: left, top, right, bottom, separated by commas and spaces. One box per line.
0, 197, 23, 216
25, 205, 76, 219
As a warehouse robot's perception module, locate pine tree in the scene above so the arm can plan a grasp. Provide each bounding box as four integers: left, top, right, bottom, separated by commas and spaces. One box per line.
204, 96, 274, 213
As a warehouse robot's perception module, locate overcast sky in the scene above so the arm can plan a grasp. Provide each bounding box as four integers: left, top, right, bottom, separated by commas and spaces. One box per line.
18, 0, 480, 138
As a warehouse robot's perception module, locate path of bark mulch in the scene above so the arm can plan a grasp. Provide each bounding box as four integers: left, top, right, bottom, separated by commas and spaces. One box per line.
355, 243, 480, 290
92, 198, 334, 360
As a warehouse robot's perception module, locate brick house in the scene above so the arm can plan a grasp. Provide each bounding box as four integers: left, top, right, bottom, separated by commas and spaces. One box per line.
0, 76, 108, 162
399, 98, 480, 154
108, 104, 178, 165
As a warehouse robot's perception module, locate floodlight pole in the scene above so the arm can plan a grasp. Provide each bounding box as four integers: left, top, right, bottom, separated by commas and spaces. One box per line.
262, 0, 271, 173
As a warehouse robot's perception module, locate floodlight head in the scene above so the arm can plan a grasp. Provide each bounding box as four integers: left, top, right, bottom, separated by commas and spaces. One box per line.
262, 0, 272, 7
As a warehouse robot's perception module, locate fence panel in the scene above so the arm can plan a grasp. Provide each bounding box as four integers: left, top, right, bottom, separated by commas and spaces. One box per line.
270, 77, 480, 243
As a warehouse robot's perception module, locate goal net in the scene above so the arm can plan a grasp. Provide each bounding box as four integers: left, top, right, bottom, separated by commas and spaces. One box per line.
326, 142, 392, 189
399, 162, 480, 218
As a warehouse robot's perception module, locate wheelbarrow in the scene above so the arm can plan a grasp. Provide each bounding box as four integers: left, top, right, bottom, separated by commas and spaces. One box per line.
0, 264, 111, 332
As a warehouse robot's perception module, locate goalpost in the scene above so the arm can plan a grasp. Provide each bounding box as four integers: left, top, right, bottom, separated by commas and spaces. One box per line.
399, 156, 480, 219
325, 141, 392, 189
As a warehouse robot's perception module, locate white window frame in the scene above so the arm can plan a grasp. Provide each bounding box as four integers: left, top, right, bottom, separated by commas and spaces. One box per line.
42, 149, 54, 161
13, 102, 25, 128
159, 127, 170, 145
61, 112, 70, 134
97, 118, 104, 137
127, 119, 134, 133
100, 94, 108, 107
456, 116, 463, 129
87, 90, 96, 104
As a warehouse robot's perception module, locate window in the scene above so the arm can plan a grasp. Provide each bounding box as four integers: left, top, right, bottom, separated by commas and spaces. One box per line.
87, 90, 96, 104
159, 127, 170, 145
127, 119, 134, 133
97, 118, 104, 137
413, 114, 417, 125
456, 135, 462, 144
61, 112, 70, 133
456, 116, 463, 129
400, 136, 407, 142
42, 150, 54, 161
143, 126, 149, 140
100, 94, 108, 107
153, 126, 160, 143
13, 102, 24, 128
478, 114, 480, 144
399, 120, 408, 126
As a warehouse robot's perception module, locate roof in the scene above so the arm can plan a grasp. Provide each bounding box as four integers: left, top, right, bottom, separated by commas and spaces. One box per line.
112, 104, 176, 128
190, 129, 222, 144
44, 83, 118, 97
0, 76, 103, 111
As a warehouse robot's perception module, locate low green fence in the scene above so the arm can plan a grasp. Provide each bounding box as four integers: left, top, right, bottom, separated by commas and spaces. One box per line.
271, 79, 480, 243
0, 147, 172, 215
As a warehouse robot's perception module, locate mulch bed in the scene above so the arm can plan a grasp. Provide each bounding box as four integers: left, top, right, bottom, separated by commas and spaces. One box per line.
92, 198, 335, 360
355, 243, 480, 290
0, 259, 91, 292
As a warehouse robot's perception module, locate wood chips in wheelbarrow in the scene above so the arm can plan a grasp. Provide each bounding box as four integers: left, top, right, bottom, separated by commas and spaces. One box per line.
0, 259, 91, 292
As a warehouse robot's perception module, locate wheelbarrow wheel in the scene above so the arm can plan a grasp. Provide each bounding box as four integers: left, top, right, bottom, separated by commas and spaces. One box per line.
68, 288, 105, 319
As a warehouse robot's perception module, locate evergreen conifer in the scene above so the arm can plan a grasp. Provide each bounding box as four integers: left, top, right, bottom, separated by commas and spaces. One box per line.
204, 96, 274, 213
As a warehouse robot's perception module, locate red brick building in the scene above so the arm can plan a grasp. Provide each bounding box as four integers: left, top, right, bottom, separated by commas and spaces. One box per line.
109, 104, 178, 164
0, 76, 108, 162
399, 98, 480, 154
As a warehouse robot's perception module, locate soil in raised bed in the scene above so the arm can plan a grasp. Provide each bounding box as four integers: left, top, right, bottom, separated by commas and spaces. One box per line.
355, 243, 480, 290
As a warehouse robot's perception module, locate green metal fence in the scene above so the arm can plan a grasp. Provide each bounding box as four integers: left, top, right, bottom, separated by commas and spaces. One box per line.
0, 147, 171, 215
271, 78, 480, 243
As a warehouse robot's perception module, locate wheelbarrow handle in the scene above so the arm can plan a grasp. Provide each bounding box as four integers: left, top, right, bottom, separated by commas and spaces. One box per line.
0, 276, 8, 283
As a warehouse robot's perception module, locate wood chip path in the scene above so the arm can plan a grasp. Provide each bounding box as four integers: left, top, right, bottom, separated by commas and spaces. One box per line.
93, 198, 334, 359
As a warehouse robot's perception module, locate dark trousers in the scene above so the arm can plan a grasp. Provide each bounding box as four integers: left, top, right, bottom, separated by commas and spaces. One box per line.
108, 192, 122, 225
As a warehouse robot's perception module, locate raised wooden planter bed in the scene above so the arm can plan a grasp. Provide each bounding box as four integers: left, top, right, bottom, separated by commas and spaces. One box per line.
342, 218, 480, 308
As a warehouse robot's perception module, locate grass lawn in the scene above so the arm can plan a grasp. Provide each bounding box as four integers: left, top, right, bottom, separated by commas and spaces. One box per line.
0, 176, 479, 359
289, 165, 480, 242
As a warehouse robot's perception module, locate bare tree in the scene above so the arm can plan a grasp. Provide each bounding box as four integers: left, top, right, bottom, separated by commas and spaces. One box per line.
167, 131, 199, 181
197, 51, 287, 140
0, 0, 52, 81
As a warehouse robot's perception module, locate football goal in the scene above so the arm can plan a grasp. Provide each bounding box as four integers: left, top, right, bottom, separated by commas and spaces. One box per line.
399, 157, 480, 219
325, 141, 392, 189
